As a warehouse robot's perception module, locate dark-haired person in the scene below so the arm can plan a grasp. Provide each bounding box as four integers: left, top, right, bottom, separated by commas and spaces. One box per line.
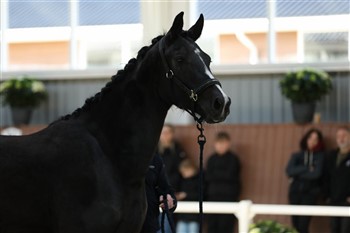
157, 124, 186, 192
176, 159, 200, 233
156, 124, 186, 232
205, 132, 241, 233
286, 128, 325, 233
323, 126, 350, 233
141, 154, 177, 233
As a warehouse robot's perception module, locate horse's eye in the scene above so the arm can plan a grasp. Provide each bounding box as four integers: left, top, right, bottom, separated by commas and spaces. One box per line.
176, 57, 184, 63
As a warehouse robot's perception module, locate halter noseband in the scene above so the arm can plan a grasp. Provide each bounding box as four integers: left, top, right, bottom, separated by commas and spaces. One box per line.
158, 38, 221, 122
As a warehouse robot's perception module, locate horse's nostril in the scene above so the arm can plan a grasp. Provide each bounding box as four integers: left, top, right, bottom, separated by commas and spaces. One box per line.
213, 97, 223, 111
227, 97, 232, 107
224, 97, 231, 115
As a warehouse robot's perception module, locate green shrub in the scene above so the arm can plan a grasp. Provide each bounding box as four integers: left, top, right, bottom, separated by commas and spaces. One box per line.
249, 220, 298, 233
0, 76, 48, 107
280, 68, 332, 103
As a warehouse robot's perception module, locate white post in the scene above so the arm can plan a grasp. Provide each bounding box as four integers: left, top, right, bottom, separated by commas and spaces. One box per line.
297, 30, 304, 63
70, 0, 79, 70
237, 200, 254, 233
348, 27, 350, 62
1, 0, 9, 72
235, 31, 258, 64
267, 0, 276, 63
141, 0, 191, 44
189, 0, 198, 25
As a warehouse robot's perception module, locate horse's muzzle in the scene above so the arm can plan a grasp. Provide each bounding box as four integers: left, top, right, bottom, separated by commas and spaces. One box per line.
206, 96, 231, 123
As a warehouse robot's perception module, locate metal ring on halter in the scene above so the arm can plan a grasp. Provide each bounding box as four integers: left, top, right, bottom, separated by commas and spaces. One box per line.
190, 90, 198, 102
165, 70, 174, 79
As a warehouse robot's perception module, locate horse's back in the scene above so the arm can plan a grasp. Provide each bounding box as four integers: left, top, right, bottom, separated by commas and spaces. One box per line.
0, 127, 59, 232
0, 122, 121, 232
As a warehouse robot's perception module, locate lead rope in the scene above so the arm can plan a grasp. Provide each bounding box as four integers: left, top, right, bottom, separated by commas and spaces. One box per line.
197, 122, 206, 233
161, 193, 176, 233
160, 121, 206, 233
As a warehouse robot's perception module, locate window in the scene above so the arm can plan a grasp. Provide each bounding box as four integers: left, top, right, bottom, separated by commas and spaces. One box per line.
9, 0, 69, 28
195, 0, 350, 64
304, 32, 349, 62
79, 1, 140, 26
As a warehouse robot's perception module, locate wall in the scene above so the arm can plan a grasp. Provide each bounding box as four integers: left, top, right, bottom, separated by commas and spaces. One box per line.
219, 32, 298, 63
2, 123, 347, 233
173, 123, 346, 233
220, 70, 349, 124
0, 63, 349, 127
9, 41, 69, 69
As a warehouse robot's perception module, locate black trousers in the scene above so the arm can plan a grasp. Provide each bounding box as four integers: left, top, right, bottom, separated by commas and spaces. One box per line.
207, 214, 235, 233
331, 216, 350, 233
289, 191, 317, 233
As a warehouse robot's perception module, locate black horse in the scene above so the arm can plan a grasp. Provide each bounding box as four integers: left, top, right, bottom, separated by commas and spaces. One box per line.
0, 12, 230, 233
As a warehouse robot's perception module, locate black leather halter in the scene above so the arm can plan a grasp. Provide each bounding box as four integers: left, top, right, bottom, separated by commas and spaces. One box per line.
158, 38, 221, 123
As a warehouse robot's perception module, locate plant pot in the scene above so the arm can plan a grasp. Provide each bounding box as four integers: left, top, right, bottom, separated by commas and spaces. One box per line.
11, 107, 33, 126
291, 102, 316, 124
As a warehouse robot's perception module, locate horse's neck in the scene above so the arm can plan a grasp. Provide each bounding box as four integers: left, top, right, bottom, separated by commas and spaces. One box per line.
81, 63, 169, 182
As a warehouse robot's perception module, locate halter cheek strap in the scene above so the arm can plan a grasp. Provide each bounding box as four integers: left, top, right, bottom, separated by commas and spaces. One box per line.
159, 37, 213, 233
158, 38, 221, 122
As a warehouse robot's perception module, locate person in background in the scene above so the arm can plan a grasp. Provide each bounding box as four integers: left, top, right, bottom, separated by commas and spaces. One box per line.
286, 128, 325, 233
176, 159, 199, 233
323, 126, 350, 233
156, 124, 185, 233
141, 154, 177, 233
157, 124, 186, 192
205, 131, 241, 233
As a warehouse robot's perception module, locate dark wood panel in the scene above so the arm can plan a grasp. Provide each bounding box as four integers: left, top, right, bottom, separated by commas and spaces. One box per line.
1, 123, 347, 233
174, 123, 347, 233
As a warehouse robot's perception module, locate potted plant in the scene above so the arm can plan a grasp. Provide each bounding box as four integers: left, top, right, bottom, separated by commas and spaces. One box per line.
249, 220, 298, 233
280, 68, 332, 124
0, 76, 48, 126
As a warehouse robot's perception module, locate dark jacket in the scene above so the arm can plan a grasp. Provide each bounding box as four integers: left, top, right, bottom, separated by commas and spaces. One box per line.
323, 149, 350, 205
177, 173, 200, 222
141, 154, 177, 233
286, 150, 324, 196
205, 151, 241, 201
157, 142, 186, 191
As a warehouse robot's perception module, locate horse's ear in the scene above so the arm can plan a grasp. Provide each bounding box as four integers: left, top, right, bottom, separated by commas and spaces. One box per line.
165, 12, 184, 44
188, 14, 204, 41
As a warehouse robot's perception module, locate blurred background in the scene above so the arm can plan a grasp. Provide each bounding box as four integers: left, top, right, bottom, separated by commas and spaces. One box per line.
0, 1, 349, 233
0, 0, 349, 126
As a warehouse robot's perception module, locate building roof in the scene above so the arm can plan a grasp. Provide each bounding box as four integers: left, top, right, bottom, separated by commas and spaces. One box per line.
8, 0, 350, 28
198, 0, 350, 19
79, 1, 140, 26
9, 1, 140, 28
304, 32, 349, 44
9, 1, 70, 28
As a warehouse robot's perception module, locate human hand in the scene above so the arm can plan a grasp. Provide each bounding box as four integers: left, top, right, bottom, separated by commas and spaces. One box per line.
347, 196, 350, 204
159, 194, 174, 210
176, 192, 187, 201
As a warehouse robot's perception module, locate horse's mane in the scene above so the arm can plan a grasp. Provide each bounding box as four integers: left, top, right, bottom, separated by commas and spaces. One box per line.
55, 35, 164, 123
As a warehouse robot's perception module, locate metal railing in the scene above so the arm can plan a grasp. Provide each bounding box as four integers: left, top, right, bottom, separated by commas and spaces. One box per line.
175, 200, 350, 233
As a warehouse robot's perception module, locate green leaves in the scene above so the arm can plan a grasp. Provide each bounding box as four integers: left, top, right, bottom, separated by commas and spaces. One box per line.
0, 76, 48, 108
249, 220, 298, 233
279, 68, 332, 103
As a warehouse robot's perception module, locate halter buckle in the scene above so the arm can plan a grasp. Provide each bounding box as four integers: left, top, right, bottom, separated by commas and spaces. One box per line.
190, 90, 198, 102
165, 70, 174, 79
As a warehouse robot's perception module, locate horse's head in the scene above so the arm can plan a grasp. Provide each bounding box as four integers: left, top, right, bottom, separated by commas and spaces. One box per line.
157, 12, 230, 123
